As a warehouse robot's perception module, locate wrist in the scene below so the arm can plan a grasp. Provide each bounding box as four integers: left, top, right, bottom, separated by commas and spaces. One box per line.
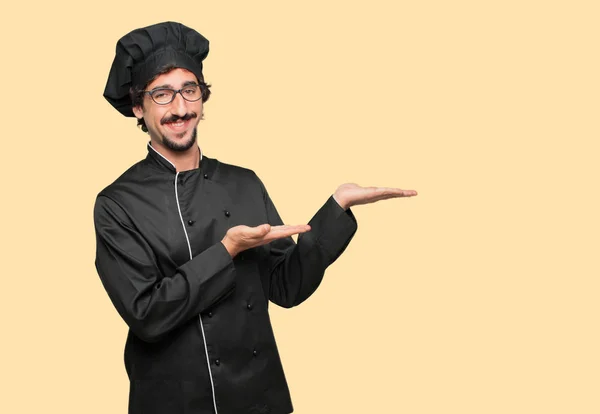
221, 238, 238, 258
332, 194, 348, 211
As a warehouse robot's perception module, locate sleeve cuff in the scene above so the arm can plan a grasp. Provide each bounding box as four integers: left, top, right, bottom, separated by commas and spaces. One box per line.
177, 242, 237, 308
307, 195, 358, 263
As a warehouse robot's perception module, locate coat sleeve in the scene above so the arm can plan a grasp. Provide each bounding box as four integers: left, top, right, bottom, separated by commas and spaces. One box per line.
255, 175, 358, 308
93, 195, 236, 343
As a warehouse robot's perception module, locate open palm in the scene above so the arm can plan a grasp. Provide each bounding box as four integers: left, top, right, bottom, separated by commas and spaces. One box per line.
333, 183, 418, 210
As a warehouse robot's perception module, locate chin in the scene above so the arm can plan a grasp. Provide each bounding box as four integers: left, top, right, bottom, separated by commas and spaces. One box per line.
162, 128, 197, 152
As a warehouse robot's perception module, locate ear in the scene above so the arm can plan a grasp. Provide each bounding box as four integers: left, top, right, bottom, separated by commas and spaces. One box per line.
132, 105, 144, 119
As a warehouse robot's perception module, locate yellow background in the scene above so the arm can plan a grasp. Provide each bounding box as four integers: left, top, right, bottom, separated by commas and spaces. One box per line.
2, 1, 599, 413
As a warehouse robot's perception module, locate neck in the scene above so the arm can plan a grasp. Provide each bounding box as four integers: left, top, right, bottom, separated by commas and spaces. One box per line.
150, 139, 201, 172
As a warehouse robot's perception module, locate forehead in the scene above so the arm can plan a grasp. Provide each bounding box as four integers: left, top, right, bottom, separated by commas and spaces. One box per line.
147, 68, 199, 90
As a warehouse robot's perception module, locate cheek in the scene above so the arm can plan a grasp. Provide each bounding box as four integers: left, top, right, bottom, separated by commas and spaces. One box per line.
148, 109, 168, 126
191, 102, 203, 115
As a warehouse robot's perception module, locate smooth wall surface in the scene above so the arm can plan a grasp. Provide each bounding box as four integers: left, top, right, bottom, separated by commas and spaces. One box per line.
2, 1, 599, 413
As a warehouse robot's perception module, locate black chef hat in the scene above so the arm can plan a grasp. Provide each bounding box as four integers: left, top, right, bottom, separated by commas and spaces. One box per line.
103, 21, 210, 117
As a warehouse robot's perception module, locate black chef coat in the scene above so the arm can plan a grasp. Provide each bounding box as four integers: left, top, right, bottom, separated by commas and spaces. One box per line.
93, 142, 358, 414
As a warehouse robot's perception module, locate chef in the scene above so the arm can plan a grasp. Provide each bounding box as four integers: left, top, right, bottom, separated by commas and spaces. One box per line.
95, 21, 417, 414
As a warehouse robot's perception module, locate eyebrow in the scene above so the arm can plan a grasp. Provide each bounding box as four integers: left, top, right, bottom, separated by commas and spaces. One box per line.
150, 80, 199, 90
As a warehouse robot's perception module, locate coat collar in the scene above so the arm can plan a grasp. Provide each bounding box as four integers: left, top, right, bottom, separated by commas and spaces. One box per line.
145, 141, 218, 177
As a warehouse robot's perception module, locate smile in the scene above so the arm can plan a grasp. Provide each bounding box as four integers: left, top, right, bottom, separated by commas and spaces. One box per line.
164, 119, 191, 131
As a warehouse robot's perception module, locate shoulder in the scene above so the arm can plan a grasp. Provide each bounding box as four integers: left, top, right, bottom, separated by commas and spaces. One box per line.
94, 159, 148, 224
97, 159, 147, 197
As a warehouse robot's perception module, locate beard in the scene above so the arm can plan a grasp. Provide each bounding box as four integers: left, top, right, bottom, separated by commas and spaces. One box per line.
161, 126, 198, 152
158, 112, 199, 152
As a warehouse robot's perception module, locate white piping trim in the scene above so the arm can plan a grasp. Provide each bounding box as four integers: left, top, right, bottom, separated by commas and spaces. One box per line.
149, 142, 218, 413
174, 172, 219, 414
174, 173, 194, 260
147, 142, 204, 168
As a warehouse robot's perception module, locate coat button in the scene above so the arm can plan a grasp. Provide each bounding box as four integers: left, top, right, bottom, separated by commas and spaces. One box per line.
215, 359, 220, 366
207, 311, 213, 318
253, 349, 258, 357
204, 173, 208, 179
188, 220, 195, 226
247, 303, 253, 310
224, 210, 230, 217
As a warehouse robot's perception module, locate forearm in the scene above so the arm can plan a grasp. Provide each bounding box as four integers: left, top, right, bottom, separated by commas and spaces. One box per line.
268, 195, 358, 307
94, 195, 236, 343
96, 239, 236, 342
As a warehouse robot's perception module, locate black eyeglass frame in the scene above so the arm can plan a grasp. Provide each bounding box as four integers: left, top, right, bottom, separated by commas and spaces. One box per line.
143, 84, 202, 105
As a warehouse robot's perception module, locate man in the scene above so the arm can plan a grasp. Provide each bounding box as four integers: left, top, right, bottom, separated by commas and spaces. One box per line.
95, 21, 417, 414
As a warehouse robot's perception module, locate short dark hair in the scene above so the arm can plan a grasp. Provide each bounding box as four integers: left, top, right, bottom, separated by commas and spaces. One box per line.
129, 64, 212, 133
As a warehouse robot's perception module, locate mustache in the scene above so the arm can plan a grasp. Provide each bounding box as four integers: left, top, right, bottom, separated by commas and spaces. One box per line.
161, 112, 197, 124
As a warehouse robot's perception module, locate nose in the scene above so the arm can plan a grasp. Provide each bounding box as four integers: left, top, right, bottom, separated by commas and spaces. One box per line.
170, 91, 188, 116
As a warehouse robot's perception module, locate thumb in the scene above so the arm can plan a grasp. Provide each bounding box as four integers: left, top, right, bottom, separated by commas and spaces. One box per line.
256, 224, 270, 234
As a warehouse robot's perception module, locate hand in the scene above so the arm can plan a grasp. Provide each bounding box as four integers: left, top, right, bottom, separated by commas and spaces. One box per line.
333, 183, 418, 210
221, 223, 311, 258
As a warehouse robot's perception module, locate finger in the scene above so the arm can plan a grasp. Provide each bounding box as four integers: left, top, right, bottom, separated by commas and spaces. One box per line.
389, 189, 417, 197
251, 223, 271, 234
372, 188, 418, 197
269, 224, 311, 233
268, 225, 311, 237
239, 224, 271, 241
371, 192, 417, 202
382, 192, 416, 201
243, 224, 310, 242
265, 225, 311, 241
351, 191, 418, 206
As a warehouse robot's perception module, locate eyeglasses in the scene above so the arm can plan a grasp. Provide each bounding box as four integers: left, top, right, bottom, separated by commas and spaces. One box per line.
143, 84, 202, 105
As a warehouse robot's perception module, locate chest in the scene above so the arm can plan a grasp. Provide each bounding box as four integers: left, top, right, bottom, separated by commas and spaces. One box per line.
125, 174, 268, 272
